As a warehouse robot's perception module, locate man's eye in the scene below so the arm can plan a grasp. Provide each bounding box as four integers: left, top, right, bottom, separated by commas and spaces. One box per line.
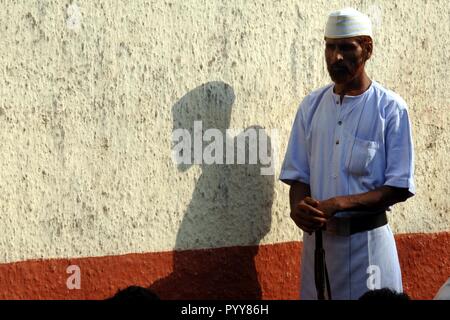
341, 45, 355, 51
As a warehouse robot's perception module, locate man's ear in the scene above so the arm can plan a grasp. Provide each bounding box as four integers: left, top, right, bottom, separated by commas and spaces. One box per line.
365, 42, 373, 60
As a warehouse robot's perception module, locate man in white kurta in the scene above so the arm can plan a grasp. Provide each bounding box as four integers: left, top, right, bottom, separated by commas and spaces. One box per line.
279, 8, 415, 300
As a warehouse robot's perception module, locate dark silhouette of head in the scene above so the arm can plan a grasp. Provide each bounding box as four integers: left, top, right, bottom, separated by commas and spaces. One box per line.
359, 288, 411, 300
106, 286, 160, 302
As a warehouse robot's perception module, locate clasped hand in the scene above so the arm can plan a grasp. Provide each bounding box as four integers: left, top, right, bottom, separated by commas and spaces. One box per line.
290, 197, 338, 234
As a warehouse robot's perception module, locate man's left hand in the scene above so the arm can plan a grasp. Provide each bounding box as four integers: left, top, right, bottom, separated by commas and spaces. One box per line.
305, 197, 340, 219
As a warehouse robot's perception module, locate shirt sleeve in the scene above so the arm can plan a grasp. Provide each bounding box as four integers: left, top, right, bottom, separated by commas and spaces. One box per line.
279, 97, 310, 186
383, 104, 415, 195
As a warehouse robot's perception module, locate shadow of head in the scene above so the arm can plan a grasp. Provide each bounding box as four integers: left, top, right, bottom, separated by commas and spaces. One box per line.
172, 81, 235, 172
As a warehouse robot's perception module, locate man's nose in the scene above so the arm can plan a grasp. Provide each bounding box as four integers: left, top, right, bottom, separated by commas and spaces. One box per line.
328, 49, 344, 65
333, 49, 344, 61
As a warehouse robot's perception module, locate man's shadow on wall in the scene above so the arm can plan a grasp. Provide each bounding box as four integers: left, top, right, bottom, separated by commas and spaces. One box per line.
149, 81, 274, 299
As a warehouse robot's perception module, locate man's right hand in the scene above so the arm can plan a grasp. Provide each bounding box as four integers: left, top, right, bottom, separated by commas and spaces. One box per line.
290, 196, 328, 234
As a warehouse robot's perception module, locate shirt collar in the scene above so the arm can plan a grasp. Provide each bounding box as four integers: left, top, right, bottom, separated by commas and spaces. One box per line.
328, 81, 374, 117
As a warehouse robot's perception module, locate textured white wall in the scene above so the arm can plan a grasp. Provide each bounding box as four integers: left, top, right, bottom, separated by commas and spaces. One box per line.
0, 0, 448, 263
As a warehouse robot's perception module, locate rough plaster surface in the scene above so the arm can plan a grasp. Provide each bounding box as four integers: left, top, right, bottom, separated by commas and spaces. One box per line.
0, 0, 448, 263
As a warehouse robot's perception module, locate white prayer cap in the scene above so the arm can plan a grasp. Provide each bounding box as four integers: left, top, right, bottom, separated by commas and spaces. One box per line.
325, 8, 373, 39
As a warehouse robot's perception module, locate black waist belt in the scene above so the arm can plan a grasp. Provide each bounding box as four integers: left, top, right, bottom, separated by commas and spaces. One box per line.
325, 211, 388, 236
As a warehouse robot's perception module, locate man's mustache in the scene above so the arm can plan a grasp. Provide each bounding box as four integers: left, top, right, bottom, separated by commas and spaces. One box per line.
329, 64, 348, 73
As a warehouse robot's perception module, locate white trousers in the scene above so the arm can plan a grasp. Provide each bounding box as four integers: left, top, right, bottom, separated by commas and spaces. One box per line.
300, 224, 403, 300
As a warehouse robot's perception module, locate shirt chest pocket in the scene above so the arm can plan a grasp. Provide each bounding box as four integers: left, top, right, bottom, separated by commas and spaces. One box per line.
344, 133, 380, 176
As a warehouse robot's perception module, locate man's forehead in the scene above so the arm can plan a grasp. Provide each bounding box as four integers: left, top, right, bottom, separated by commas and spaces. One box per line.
324, 37, 359, 45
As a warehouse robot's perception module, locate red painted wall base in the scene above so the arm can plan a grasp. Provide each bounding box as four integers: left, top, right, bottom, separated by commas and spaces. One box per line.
0, 232, 448, 300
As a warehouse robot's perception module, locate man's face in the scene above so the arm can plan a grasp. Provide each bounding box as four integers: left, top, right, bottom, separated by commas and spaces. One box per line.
325, 37, 369, 84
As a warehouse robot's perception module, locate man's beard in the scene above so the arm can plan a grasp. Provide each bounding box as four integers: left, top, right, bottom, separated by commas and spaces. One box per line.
328, 65, 351, 84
